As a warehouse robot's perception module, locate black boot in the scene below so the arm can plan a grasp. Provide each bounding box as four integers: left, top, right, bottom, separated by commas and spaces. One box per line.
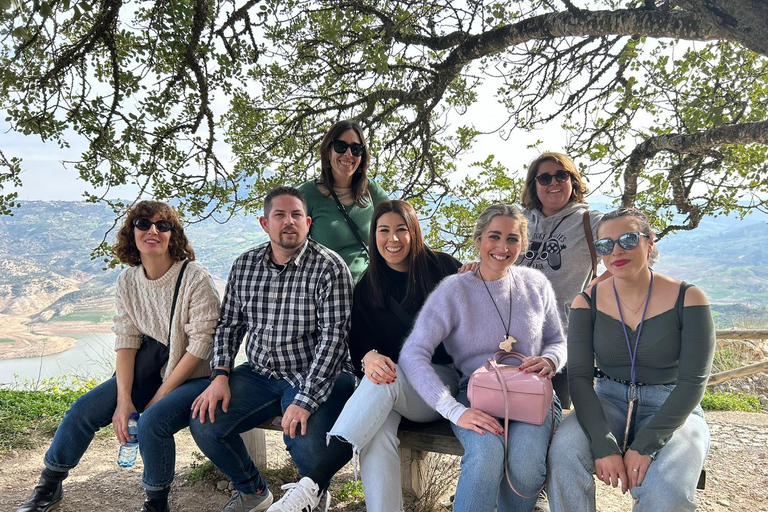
139, 499, 169, 512
15, 478, 63, 512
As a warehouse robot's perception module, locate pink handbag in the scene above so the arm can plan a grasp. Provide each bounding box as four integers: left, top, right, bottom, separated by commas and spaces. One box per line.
467, 350, 553, 425
467, 350, 556, 499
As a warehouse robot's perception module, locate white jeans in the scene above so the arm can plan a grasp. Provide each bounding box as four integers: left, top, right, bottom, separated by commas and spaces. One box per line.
327, 363, 460, 512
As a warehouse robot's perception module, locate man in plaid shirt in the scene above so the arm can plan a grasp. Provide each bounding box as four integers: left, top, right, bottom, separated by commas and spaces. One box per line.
190, 186, 355, 512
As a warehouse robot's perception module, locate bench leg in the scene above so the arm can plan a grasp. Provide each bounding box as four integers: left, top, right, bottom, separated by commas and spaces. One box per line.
400, 447, 425, 500
241, 428, 267, 468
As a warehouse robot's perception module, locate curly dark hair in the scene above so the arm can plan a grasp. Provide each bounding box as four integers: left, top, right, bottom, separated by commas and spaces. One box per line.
520, 151, 588, 211
112, 201, 195, 266
318, 119, 371, 207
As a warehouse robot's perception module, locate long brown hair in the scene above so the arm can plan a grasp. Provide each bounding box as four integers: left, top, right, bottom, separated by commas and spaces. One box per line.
365, 200, 451, 310
318, 119, 371, 207
113, 201, 194, 266
520, 151, 588, 211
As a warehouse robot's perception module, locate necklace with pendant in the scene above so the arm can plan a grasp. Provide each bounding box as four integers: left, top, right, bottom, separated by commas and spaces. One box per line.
478, 267, 516, 351
617, 293, 647, 315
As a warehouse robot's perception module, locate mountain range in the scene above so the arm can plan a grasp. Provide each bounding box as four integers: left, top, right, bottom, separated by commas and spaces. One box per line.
0, 201, 765, 329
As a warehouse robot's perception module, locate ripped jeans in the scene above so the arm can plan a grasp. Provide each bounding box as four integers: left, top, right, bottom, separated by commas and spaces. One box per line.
327, 363, 459, 512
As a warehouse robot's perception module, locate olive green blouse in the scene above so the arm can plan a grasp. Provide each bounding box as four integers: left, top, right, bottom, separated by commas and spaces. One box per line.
567, 282, 715, 459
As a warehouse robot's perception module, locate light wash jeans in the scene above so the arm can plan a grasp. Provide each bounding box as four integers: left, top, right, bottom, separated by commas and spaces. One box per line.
189, 363, 355, 495
451, 377, 562, 512
327, 363, 460, 512
44, 376, 210, 491
547, 377, 710, 512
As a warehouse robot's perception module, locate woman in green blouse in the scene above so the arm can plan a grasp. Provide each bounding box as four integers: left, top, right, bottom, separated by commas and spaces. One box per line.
547, 208, 715, 512
298, 120, 388, 282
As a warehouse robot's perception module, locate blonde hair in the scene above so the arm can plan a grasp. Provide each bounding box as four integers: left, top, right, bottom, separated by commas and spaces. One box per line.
473, 203, 529, 251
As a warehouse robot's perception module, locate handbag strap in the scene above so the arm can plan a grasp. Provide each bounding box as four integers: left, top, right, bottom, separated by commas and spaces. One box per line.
488, 358, 556, 499
167, 260, 190, 344
327, 186, 370, 257
583, 210, 598, 281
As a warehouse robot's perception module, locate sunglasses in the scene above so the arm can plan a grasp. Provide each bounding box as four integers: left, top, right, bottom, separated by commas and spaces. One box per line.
133, 218, 174, 232
534, 170, 571, 186
332, 140, 365, 157
593, 231, 649, 256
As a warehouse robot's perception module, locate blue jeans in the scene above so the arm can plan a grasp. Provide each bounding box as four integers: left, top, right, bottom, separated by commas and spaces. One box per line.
547, 377, 710, 512
189, 363, 355, 495
44, 376, 210, 491
328, 364, 460, 512
451, 378, 561, 512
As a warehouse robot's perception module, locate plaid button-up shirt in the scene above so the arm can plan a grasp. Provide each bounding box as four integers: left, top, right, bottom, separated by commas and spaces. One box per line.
212, 238, 354, 412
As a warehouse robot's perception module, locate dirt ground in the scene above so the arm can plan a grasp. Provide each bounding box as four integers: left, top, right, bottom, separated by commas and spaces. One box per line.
1, 411, 766, 512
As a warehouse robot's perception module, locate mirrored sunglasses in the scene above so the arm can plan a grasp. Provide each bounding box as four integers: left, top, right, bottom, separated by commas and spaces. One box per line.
332, 139, 365, 157
133, 218, 174, 232
593, 231, 649, 256
534, 170, 571, 186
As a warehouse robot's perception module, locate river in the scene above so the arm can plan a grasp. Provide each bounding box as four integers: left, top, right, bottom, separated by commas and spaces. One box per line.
0, 333, 249, 387
0, 333, 116, 386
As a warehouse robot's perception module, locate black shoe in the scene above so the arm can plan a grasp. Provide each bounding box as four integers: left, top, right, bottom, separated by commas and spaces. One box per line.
140, 500, 169, 512
15, 478, 63, 512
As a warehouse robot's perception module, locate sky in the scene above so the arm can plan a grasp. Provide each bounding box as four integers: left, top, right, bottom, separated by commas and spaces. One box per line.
1, 89, 597, 205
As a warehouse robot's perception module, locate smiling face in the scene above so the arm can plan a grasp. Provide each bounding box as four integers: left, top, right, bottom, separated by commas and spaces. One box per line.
475, 216, 523, 281
259, 194, 311, 253
596, 217, 653, 276
375, 212, 412, 272
329, 129, 362, 188
535, 159, 573, 216
133, 213, 172, 259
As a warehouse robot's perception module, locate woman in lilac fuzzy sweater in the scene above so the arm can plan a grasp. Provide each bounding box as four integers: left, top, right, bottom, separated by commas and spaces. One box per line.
400, 203, 566, 512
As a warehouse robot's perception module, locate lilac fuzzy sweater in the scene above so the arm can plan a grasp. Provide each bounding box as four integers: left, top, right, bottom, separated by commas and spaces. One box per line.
399, 266, 566, 424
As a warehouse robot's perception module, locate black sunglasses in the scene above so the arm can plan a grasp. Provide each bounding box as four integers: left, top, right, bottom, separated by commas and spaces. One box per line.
133, 218, 174, 232
332, 139, 365, 157
534, 170, 571, 186
593, 231, 649, 256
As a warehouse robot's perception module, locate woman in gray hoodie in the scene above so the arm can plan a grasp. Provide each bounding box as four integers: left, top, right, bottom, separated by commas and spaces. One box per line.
518, 151, 605, 408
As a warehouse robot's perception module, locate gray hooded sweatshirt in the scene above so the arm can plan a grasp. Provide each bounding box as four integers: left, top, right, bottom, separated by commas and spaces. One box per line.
517, 202, 603, 330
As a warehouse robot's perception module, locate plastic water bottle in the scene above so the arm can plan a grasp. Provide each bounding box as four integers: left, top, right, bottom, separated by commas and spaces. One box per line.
117, 413, 139, 467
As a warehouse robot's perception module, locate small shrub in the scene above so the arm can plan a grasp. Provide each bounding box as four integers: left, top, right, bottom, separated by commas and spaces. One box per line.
405, 453, 460, 512
185, 452, 222, 485
701, 390, 761, 412
336, 479, 365, 503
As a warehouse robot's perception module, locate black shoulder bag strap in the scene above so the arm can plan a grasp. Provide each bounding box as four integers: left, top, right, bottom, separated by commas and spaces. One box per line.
168, 259, 191, 342
328, 186, 370, 257
583, 210, 598, 281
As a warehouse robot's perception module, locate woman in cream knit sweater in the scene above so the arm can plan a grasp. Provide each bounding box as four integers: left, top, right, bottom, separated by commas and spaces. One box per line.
15, 201, 220, 512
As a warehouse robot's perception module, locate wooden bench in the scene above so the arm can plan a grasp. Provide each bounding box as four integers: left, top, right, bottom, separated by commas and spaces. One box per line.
240, 415, 705, 498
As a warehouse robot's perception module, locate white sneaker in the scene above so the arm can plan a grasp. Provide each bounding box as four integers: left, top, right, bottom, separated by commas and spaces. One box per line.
266, 477, 321, 512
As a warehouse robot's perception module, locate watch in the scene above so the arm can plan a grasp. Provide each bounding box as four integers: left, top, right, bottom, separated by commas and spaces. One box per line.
210, 368, 230, 381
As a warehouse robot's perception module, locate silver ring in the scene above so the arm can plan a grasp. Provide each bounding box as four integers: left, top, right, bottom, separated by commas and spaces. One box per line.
291, 419, 298, 423
380, 365, 388, 370
632, 468, 639, 472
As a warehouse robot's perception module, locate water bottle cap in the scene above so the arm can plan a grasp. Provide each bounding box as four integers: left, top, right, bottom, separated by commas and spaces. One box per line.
129, 412, 140, 419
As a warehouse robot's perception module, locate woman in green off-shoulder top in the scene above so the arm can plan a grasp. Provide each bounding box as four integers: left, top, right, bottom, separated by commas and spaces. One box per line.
547, 208, 715, 512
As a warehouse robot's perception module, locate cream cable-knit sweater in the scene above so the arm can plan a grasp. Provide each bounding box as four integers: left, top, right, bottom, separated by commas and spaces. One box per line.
112, 260, 220, 381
